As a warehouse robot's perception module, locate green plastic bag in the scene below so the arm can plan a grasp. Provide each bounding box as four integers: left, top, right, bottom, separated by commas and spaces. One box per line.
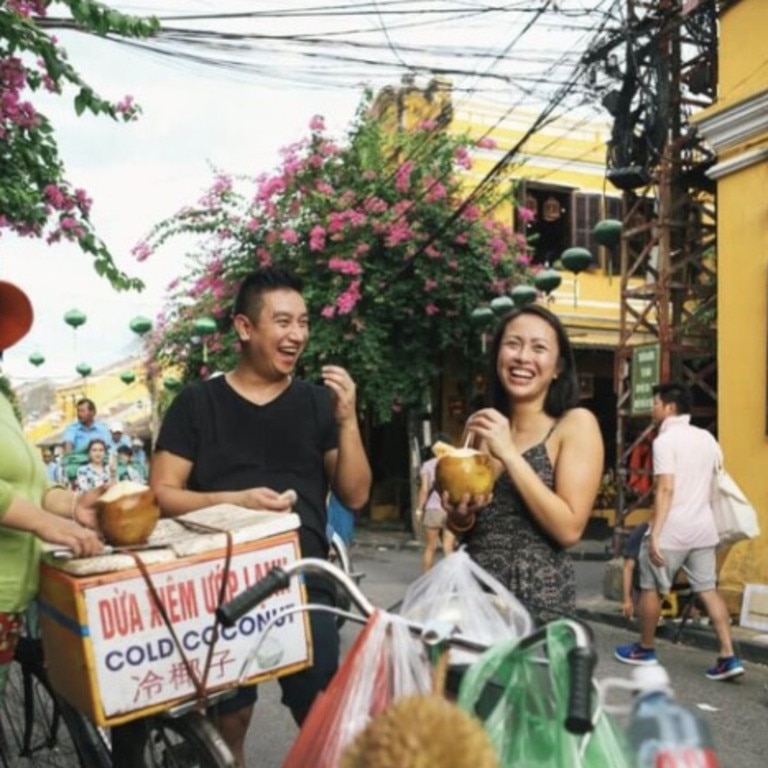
457, 620, 632, 768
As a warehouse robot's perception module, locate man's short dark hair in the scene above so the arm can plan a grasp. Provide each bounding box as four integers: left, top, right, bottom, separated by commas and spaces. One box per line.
76, 398, 97, 412
652, 382, 692, 414
233, 266, 304, 323
117, 445, 133, 456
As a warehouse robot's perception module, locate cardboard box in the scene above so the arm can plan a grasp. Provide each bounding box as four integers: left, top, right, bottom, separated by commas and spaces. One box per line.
39, 531, 310, 726
740, 583, 768, 632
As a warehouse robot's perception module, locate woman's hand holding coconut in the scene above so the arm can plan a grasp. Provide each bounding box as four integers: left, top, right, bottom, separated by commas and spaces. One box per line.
435, 433, 496, 534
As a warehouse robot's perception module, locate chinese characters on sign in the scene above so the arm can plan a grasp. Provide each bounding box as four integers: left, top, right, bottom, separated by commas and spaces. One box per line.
84, 540, 309, 718
631, 343, 660, 416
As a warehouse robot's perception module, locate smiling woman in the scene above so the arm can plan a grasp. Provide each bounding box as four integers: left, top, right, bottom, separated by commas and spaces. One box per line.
443, 303, 604, 626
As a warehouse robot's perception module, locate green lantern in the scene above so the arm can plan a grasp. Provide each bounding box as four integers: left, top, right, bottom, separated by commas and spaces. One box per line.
593, 219, 622, 249
120, 371, 136, 385
470, 306, 495, 353
129, 316, 153, 337
561, 247, 593, 308
193, 317, 217, 363
470, 307, 494, 326
511, 285, 538, 306
193, 317, 217, 336
63, 309, 87, 329
28, 351, 45, 367
534, 267, 562, 296
163, 376, 182, 392
76, 363, 92, 378
490, 295, 515, 316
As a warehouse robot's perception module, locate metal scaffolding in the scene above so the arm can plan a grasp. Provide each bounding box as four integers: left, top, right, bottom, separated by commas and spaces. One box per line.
587, 0, 719, 550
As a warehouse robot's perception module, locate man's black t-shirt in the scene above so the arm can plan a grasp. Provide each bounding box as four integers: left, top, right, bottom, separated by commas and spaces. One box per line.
155, 376, 338, 559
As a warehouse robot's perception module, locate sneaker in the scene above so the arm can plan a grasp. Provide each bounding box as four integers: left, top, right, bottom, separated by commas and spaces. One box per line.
705, 656, 745, 681
614, 642, 658, 666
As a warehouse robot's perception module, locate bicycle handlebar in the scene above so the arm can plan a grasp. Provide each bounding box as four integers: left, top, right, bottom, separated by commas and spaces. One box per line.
216, 557, 596, 735
217, 557, 377, 626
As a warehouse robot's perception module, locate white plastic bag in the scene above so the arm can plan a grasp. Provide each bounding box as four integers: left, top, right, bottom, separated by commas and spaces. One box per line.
399, 549, 533, 664
712, 467, 760, 546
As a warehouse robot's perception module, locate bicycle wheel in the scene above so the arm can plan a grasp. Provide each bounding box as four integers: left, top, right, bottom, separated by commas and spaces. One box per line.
0, 642, 98, 768
111, 712, 235, 768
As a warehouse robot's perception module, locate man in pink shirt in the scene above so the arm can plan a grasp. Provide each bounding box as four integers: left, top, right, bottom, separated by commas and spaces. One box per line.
615, 382, 744, 681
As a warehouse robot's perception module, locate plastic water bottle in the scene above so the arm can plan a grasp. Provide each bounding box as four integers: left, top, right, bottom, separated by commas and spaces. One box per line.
625, 665, 720, 767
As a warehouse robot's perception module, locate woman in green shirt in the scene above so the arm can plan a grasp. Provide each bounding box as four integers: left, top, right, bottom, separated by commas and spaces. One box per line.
0, 280, 105, 702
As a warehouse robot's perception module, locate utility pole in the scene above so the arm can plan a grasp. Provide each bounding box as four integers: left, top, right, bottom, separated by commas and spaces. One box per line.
587, 0, 718, 549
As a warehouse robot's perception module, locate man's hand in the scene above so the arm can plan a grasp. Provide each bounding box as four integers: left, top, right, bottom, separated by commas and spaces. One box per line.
238, 488, 296, 512
320, 365, 358, 424
648, 536, 665, 567
621, 596, 635, 619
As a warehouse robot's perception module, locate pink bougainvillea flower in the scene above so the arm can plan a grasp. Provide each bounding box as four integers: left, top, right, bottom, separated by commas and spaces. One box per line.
132, 241, 152, 262
394, 161, 415, 193
309, 225, 326, 252
517, 206, 536, 224
336, 279, 362, 315
328, 257, 362, 276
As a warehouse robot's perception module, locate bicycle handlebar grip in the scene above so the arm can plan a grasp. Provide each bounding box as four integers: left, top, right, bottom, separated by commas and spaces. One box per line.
216, 567, 290, 627
564, 645, 597, 735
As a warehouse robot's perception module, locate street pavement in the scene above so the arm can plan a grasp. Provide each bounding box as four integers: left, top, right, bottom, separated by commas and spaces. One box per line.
352, 519, 768, 666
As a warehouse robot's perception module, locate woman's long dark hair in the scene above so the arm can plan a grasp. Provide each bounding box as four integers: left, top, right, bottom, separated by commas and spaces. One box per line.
486, 304, 580, 417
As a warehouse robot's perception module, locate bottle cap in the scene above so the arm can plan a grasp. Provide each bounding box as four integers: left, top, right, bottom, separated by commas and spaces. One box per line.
632, 664, 672, 693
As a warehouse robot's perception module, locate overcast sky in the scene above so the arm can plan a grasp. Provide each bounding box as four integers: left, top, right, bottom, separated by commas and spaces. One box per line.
2, 0, 615, 385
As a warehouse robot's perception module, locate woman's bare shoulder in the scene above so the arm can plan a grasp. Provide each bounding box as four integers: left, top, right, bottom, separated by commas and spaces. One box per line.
558, 406, 601, 433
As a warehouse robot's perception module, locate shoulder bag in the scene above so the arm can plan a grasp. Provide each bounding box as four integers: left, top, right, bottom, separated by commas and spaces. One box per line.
711, 462, 760, 546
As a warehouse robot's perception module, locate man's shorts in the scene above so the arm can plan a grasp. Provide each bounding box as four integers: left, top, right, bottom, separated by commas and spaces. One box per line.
637, 539, 717, 594
209, 588, 339, 726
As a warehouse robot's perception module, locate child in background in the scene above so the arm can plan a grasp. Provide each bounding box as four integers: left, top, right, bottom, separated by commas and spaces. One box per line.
621, 522, 650, 619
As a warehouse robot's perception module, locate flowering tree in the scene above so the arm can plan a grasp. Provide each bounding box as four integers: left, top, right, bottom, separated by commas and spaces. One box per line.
137, 96, 534, 422
0, 0, 158, 290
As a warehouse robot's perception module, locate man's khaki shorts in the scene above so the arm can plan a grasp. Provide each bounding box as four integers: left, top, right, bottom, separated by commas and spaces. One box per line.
637, 539, 717, 593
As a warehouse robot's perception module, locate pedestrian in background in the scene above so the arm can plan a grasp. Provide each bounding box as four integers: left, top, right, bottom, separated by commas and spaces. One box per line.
415, 433, 456, 572
149, 265, 371, 766
75, 438, 111, 491
327, 492, 356, 546
107, 421, 132, 454
40, 447, 61, 484
61, 398, 110, 455
621, 521, 650, 619
442, 304, 604, 626
615, 382, 744, 681
115, 445, 143, 483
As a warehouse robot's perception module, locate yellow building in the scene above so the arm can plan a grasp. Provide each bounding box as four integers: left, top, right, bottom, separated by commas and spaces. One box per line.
692, 0, 768, 608
22, 357, 154, 448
